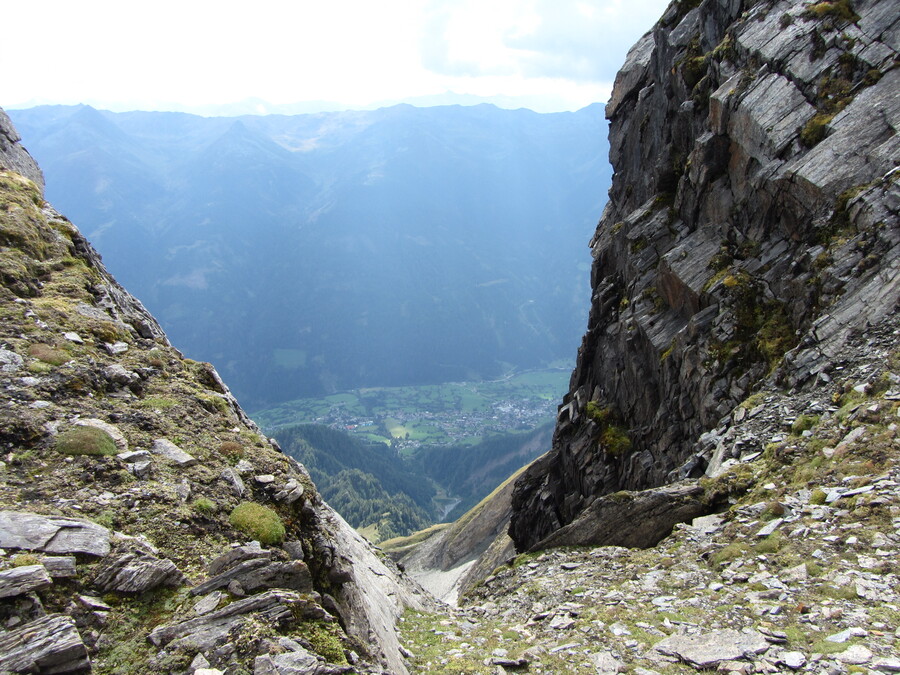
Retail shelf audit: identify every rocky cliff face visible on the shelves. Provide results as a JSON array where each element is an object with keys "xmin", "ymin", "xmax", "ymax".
[
  {"xmin": 0, "ymin": 111, "xmax": 431, "ymax": 674},
  {"xmin": 511, "ymin": 0, "xmax": 899, "ymax": 551}
]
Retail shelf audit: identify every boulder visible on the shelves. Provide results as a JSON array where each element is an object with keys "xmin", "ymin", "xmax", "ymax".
[
  {"xmin": 653, "ymin": 629, "xmax": 769, "ymax": 668},
  {"xmin": 530, "ymin": 481, "xmax": 713, "ymax": 551}
]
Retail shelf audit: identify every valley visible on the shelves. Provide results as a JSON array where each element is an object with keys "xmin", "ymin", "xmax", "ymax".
[{"xmin": 252, "ymin": 366, "xmax": 570, "ymax": 450}]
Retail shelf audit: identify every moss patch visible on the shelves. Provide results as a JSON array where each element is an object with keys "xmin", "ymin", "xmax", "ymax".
[{"xmin": 55, "ymin": 426, "xmax": 118, "ymax": 456}]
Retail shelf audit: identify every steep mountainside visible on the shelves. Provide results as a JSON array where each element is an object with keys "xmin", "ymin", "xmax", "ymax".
[
  {"xmin": 0, "ymin": 111, "xmax": 432, "ymax": 674},
  {"xmin": 510, "ymin": 0, "xmax": 899, "ymax": 551},
  {"xmin": 10, "ymin": 105, "xmax": 609, "ymax": 409}
]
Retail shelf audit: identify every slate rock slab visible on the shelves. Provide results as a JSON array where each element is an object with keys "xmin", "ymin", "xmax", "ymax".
[
  {"xmin": 0, "ymin": 564, "xmax": 52, "ymax": 599},
  {"xmin": 0, "ymin": 613, "xmax": 90, "ymax": 674},
  {"xmin": 653, "ymin": 629, "xmax": 769, "ymax": 668},
  {"xmin": 94, "ymin": 552, "xmax": 185, "ymax": 593},
  {"xmin": 151, "ymin": 438, "xmax": 197, "ymax": 467},
  {"xmin": 0, "ymin": 510, "xmax": 110, "ymax": 557}
]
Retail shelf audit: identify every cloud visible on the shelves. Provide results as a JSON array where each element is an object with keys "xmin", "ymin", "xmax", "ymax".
[{"xmin": 421, "ymin": 0, "xmax": 670, "ymax": 83}]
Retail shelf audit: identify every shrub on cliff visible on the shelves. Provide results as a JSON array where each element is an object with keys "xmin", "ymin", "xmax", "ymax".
[{"xmin": 229, "ymin": 502, "xmax": 285, "ymax": 544}]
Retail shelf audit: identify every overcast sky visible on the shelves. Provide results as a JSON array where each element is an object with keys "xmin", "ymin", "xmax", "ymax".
[{"xmin": 3, "ymin": 0, "xmax": 670, "ymax": 114}]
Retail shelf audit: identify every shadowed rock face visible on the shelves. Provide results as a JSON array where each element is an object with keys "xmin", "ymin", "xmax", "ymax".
[{"xmin": 510, "ymin": 0, "xmax": 900, "ymax": 552}]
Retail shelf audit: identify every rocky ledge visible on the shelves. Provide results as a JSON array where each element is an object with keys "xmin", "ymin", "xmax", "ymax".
[{"xmin": 401, "ymin": 319, "xmax": 900, "ymax": 672}]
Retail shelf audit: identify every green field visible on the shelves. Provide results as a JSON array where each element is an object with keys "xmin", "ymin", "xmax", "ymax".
[{"xmin": 251, "ymin": 367, "xmax": 571, "ymax": 447}]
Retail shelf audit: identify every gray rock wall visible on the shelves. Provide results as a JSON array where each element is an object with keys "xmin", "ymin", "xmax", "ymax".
[
  {"xmin": 511, "ymin": 0, "xmax": 899, "ymax": 551},
  {"xmin": 0, "ymin": 108, "xmax": 43, "ymax": 190}
]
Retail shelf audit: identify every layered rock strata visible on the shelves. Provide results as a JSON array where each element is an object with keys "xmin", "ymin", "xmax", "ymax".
[{"xmin": 511, "ymin": 0, "xmax": 899, "ymax": 550}]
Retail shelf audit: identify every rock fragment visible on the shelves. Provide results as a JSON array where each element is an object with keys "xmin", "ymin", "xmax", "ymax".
[
  {"xmin": 151, "ymin": 438, "xmax": 197, "ymax": 467},
  {"xmin": 0, "ymin": 614, "xmax": 90, "ymax": 674},
  {"xmin": 0, "ymin": 564, "xmax": 52, "ymax": 599},
  {"xmin": 94, "ymin": 552, "xmax": 184, "ymax": 593}
]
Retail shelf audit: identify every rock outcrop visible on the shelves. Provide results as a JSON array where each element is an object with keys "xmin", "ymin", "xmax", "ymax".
[
  {"xmin": 511, "ymin": 0, "xmax": 899, "ymax": 551},
  {"xmin": 0, "ymin": 112, "xmax": 432, "ymax": 673}
]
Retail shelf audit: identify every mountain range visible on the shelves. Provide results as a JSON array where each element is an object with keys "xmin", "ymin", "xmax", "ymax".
[{"xmin": 10, "ymin": 104, "xmax": 610, "ymax": 410}]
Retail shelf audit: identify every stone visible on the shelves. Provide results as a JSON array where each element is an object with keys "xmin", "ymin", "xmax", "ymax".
[
  {"xmin": 151, "ymin": 438, "xmax": 197, "ymax": 467},
  {"xmin": 0, "ymin": 510, "xmax": 110, "ymax": 557},
  {"xmin": 274, "ymin": 479, "xmax": 305, "ymax": 504},
  {"xmin": 0, "ymin": 614, "xmax": 90, "ymax": 674},
  {"xmin": 548, "ymin": 614, "xmax": 576, "ymax": 630},
  {"xmin": 63, "ymin": 332, "xmax": 84, "ymax": 344},
  {"xmin": 102, "ymin": 364, "xmax": 139, "ymax": 387},
  {"xmin": 826, "ymin": 629, "xmax": 853, "ymax": 643},
  {"xmin": 756, "ymin": 519, "xmax": 783, "ymax": 537},
  {"xmin": 528, "ymin": 481, "xmax": 711, "ymax": 551},
  {"xmin": 190, "ymin": 652, "xmax": 211, "ymax": 670},
  {"xmin": 149, "ymin": 590, "xmax": 326, "ymax": 650},
  {"xmin": 193, "ymin": 590, "xmax": 224, "ymax": 615},
  {"xmin": 207, "ymin": 542, "xmax": 271, "ymax": 576},
  {"xmin": 836, "ymin": 645, "xmax": 873, "ymax": 665},
  {"xmin": 220, "ymin": 467, "xmax": 246, "ymax": 498},
  {"xmin": 103, "ymin": 341, "xmax": 129, "ymax": 355},
  {"xmin": 94, "ymin": 552, "xmax": 185, "ymax": 593},
  {"xmin": 781, "ymin": 563, "xmax": 808, "ymax": 583},
  {"xmin": 129, "ymin": 460, "xmax": 152, "ymax": 479},
  {"xmin": 117, "ymin": 449, "xmax": 150, "ymax": 463},
  {"xmin": 591, "ymin": 650, "xmax": 626, "ymax": 673},
  {"xmin": 192, "ymin": 559, "xmax": 312, "ymax": 596},
  {"xmin": 653, "ymin": 629, "xmax": 769, "ymax": 668},
  {"xmin": 0, "ymin": 564, "xmax": 52, "ymax": 598},
  {"xmin": 872, "ymin": 657, "xmax": 900, "ymax": 672},
  {"xmin": 781, "ymin": 651, "xmax": 806, "ymax": 669},
  {"xmin": 42, "ymin": 556, "xmax": 77, "ymax": 578},
  {"xmin": 254, "ymin": 645, "xmax": 351, "ymax": 674},
  {"xmin": 0, "ymin": 348, "xmax": 25, "ymax": 372}
]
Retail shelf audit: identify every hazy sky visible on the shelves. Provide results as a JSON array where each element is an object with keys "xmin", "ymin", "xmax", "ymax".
[{"xmin": 3, "ymin": 0, "xmax": 670, "ymax": 114}]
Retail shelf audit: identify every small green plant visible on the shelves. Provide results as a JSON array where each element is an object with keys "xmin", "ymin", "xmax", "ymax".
[
  {"xmin": 809, "ymin": 488, "xmax": 827, "ymax": 505},
  {"xmin": 805, "ymin": 561, "xmax": 824, "ymax": 577},
  {"xmin": 710, "ymin": 542, "xmax": 749, "ymax": 566},
  {"xmin": 147, "ymin": 349, "xmax": 166, "ymax": 368},
  {"xmin": 800, "ymin": 112, "xmax": 835, "ymax": 147},
  {"xmin": 755, "ymin": 532, "xmax": 783, "ymax": 554},
  {"xmin": 55, "ymin": 426, "xmax": 118, "ymax": 456},
  {"xmin": 791, "ymin": 415, "xmax": 820, "ymax": 435},
  {"xmin": 193, "ymin": 497, "xmax": 216, "ymax": 515},
  {"xmin": 28, "ymin": 342, "xmax": 69, "ymax": 366},
  {"xmin": 229, "ymin": 502, "xmax": 285, "ymax": 544},
  {"xmin": 219, "ymin": 441, "xmax": 245, "ymax": 463},
  {"xmin": 137, "ymin": 396, "xmax": 178, "ymax": 410},
  {"xmin": 803, "ymin": 0, "xmax": 860, "ymax": 22}
]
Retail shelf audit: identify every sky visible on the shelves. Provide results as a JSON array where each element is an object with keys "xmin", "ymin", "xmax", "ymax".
[{"xmin": 3, "ymin": 0, "xmax": 671, "ymax": 115}]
